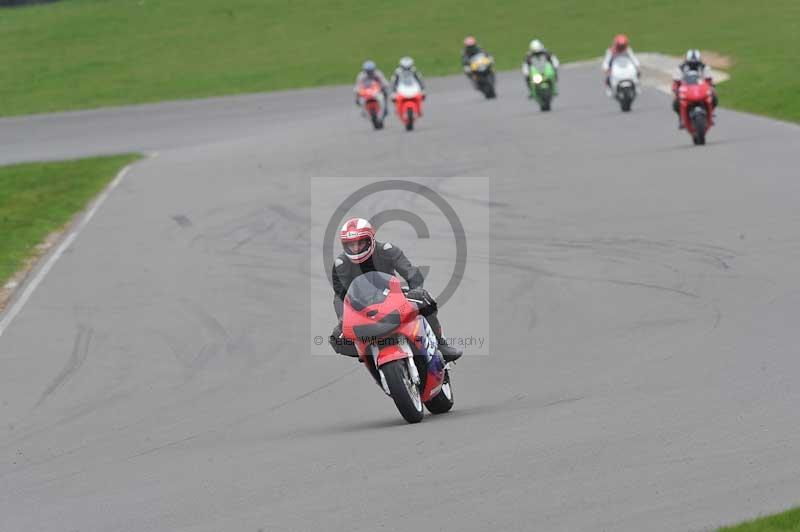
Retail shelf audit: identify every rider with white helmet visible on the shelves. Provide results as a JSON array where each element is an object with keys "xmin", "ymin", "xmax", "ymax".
[
  {"xmin": 390, "ymin": 56, "xmax": 426, "ymax": 96},
  {"xmin": 671, "ymin": 49, "xmax": 718, "ymax": 128},
  {"xmin": 522, "ymin": 39, "xmax": 560, "ymax": 93}
]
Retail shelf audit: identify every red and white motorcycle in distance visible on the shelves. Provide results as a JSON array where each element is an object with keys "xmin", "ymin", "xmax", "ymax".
[
  {"xmin": 393, "ymin": 72, "xmax": 424, "ymax": 131},
  {"xmin": 342, "ymin": 271, "xmax": 454, "ymax": 423},
  {"xmin": 356, "ymin": 79, "xmax": 386, "ymax": 130}
]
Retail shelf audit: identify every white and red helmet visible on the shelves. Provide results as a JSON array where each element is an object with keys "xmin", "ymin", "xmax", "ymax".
[{"xmin": 340, "ymin": 217, "xmax": 376, "ymax": 263}]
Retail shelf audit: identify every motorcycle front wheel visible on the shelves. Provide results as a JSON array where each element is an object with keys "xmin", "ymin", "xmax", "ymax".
[
  {"xmin": 382, "ymin": 359, "xmax": 424, "ymax": 423},
  {"xmin": 369, "ymin": 110, "xmax": 383, "ymax": 130},
  {"xmin": 692, "ymin": 113, "xmax": 707, "ymax": 145},
  {"xmin": 405, "ymin": 108, "xmax": 414, "ymax": 131}
]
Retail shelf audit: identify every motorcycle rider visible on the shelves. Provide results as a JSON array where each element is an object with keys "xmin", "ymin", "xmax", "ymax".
[
  {"xmin": 461, "ymin": 36, "xmax": 489, "ymax": 84},
  {"xmin": 329, "ymin": 217, "xmax": 463, "ymax": 363},
  {"xmin": 522, "ymin": 39, "xmax": 560, "ymax": 95},
  {"xmin": 602, "ymin": 34, "xmax": 640, "ymax": 94},
  {"xmin": 672, "ymin": 49, "xmax": 718, "ymax": 129},
  {"xmin": 390, "ymin": 56, "xmax": 426, "ymax": 97},
  {"xmin": 354, "ymin": 60, "xmax": 390, "ymax": 120}
]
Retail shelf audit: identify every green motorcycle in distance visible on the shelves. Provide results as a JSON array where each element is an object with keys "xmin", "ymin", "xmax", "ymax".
[{"xmin": 528, "ymin": 57, "xmax": 557, "ymax": 111}]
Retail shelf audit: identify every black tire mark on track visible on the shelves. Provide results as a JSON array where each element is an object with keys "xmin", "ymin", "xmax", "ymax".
[{"xmin": 35, "ymin": 325, "xmax": 93, "ymax": 408}]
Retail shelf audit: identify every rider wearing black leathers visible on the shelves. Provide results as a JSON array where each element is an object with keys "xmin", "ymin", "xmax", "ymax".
[
  {"xmin": 461, "ymin": 36, "xmax": 488, "ymax": 82},
  {"xmin": 672, "ymin": 49, "xmax": 718, "ymax": 128},
  {"xmin": 329, "ymin": 218, "xmax": 463, "ymax": 362}
]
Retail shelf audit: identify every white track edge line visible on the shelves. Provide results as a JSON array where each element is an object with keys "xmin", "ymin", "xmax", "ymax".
[{"xmin": 0, "ymin": 158, "xmax": 143, "ymax": 338}]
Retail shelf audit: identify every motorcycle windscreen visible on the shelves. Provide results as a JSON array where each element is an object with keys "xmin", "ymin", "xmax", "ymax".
[
  {"xmin": 469, "ymin": 53, "xmax": 489, "ymax": 71},
  {"xmin": 397, "ymin": 72, "xmax": 421, "ymax": 97},
  {"xmin": 345, "ymin": 271, "xmax": 394, "ymax": 311},
  {"xmin": 682, "ymin": 70, "xmax": 701, "ymax": 85},
  {"xmin": 613, "ymin": 56, "xmax": 632, "ymax": 69},
  {"xmin": 530, "ymin": 57, "xmax": 549, "ymax": 73}
]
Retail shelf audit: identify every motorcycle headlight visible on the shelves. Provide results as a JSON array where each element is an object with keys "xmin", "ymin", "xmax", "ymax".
[{"xmin": 532, "ymin": 74, "xmax": 543, "ymax": 84}]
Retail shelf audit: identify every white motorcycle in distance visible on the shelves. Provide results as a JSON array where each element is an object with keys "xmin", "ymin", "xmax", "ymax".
[{"xmin": 608, "ymin": 56, "xmax": 641, "ymax": 112}]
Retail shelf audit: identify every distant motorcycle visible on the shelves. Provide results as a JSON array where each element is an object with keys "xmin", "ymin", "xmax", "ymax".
[
  {"xmin": 357, "ymin": 80, "xmax": 386, "ymax": 130},
  {"xmin": 678, "ymin": 70, "xmax": 715, "ymax": 145},
  {"xmin": 528, "ymin": 57, "xmax": 556, "ymax": 111},
  {"xmin": 342, "ymin": 271, "xmax": 455, "ymax": 424},
  {"xmin": 608, "ymin": 56, "xmax": 640, "ymax": 112},
  {"xmin": 394, "ymin": 72, "xmax": 424, "ymax": 131},
  {"xmin": 468, "ymin": 52, "xmax": 496, "ymax": 99}
]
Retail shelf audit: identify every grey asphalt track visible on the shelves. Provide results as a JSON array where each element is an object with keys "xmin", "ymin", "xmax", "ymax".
[{"xmin": 2, "ymin": 66, "xmax": 800, "ymax": 532}]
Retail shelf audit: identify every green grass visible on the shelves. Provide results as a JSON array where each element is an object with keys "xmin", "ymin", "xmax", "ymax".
[
  {"xmin": 0, "ymin": 0, "xmax": 798, "ymax": 121},
  {"xmin": 719, "ymin": 507, "xmax": 800, "ymax": 531},
  {"xmin": 0, "ymin": 154, "xmax": 140, "ymax": 285}
]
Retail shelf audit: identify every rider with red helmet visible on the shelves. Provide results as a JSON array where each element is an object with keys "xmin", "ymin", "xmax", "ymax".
[
  {"xmin": 602, "ymin": 34, "xmax": 640, "ymax": 90},
  {"xmin": 461, "ymin": 36, "xmax": 488, "ymax": 77},
  {"xmin": 329, "ymin": 217, "xmax": 463, "ymax": 362}
]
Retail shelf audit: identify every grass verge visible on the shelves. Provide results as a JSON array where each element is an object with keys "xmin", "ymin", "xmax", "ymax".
[
  {"xmin": 0, "ymin": 0, "xmax": 797, "ymax": 121},
  {"xmin": 719, "ymin": 507, "xmax": 800, "ymax": 532},
  {"xmin": 0, "ymin": 154, "xmax": 141, "ymax": 289}
]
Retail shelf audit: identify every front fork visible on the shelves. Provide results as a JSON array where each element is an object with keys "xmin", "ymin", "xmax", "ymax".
[{"xmin": 369, "ymin": 341, "xmax": 420, "ymax": 396}]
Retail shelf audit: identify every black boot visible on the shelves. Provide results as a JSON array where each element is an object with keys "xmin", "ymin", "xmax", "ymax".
[
  {"xmin": 437, "ymin": 337, "xmax": 463, "ymax": 362},
  {"xmin": 420, "ymin": 306, "xmax": 463, "ymax": 362}
]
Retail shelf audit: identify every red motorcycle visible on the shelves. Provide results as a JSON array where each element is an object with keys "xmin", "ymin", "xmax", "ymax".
[
  {"xmin": 342, "ymin": 271, "xmax": 454, "ymax": 423},
  {"xmin": 357, "ymin": 80, "xmax": 386, "ymax": 130},
  {"xmin": 678, "ymin": 71, "xmax": 715, "ymax": 145},
  {"xmin": 393, "ymin": 73, "xmax": 424, "ymax": 131}
]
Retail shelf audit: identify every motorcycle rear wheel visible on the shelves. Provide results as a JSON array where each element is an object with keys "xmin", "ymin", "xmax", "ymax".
[
  {"xmin": 424, "ymin": 369, "xmax": 454, "ymax": 414},
  {"xmin": 382, "ymin": 359, "xmax": 424, "ymax": 423}
]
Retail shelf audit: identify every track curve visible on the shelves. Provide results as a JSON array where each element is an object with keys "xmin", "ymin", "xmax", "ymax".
[{"xmin": 2, "ymin": 66, "xmax": 800, "ymax": 532}]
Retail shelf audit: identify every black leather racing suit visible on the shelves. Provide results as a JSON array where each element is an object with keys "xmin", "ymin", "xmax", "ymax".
[{"xmin": 329, "ymin": 241, "xmax": 443, "ymax": 356}]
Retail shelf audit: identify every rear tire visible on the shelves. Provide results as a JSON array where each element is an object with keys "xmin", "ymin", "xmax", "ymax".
[
  {"xmin": 405, "ymin": 108, "xmax": 414, "ymax": 131},
  {"xmin": 621, "ymin": 97, "xmax": 632, "ymax": 112},
  {"xmin": 424, "ymin": 370, "xmax": 454, "ymax": 414},
  {"xmin": 382, "ymin": 360, "xmax": 424, "ymax": 423}
]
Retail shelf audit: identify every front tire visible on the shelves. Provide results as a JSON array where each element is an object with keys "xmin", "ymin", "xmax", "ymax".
[
  {"xmin": 692, "ymin": 113, "xmax": 707, "ymax": 145},
  {"xmin": 382, "ymin": 359, "xmax": 424, "ymax": 423},
  {"xmin": 537, "ymin": 86, "xmax": 552, "ymax": 111},
  {"xmin": 369, "ymin": 109, "xmax": 382, "ymax": 130},
  {"xmin": 424, "ymin": 370, "xmax": 454, "ymax": 414},
  {"xmin": 405, "ymin": 108, "xmax": 414, "ymax": 131}
]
